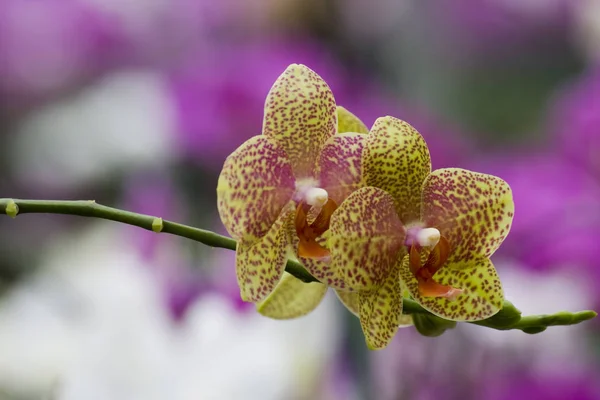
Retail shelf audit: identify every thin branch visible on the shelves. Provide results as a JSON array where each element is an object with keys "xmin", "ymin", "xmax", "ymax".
[
  {"xmin": 1, "ymin": 198, "xmax": 596, "ymax": 333},
  {"xmin": 0, "ymin": 198, "xmax": 315, "ymax": 283}
]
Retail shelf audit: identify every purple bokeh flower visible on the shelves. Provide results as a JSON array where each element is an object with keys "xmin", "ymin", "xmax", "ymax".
[
  {"xmin": 0, "ymin": 0, "xmax": 119, "ymax": 104},
  {"xmin": 167, "ymin": 39, "xmax": 343, "ymax": 170},
  {"xmin": 0, "ymin": 0, "xmax": 209, "ymax": 107},
  {"xmin": 371, "ymin": 313, "xmax": 600, "ymax": 400},
  {"xmin": 168, "ymin": 38, "xmax": 470, "ymax": 170},
  {"xmin": 470, "ymin": 69, "xmax": 600, "ymax": 284},
  {"xmin": 473, "ymin": 153, "xmax": 600, "ymax": 276},
  {"xmin": 480, "ymin": 369, "xmax": 600, "ymax": 400},
  {"xmin": 549, "ymin": 68, "xmax": 600, "ymax": 179}
]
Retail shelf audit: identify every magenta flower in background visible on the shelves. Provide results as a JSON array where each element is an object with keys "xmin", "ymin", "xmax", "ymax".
[
  {"xmin": 0, "ymin": 0, "xmax": 209, "ymax": 107},
  {"xmin": 471, "ymin": 152, "xmax": 600, "ymax": 307},
  {"xmin": 168, "ymin": 39, "xmax": 470, "ymax": 170},
  {"xmin": 481, "ymin": 369, "xmax": 600, "ymax": 400},
  {"xmin": 371, "ymin": 318, "xmax": 600, "ymax": 400},
  {"xmin": 168, "ymin": 40, "xmax": 343, "ymax": 170},
  {"xmin": 0, "ymin": 0, "xmax": 118, "ymax": 104},
  {"xmin": 460, "ymin": 68, "xmax": 600, "ymax": 307},
  {"xmin": 340, "ymin": 88, "xmax": 472, "ymax": 169},
  {"xmin": 549, "ymin": 68, "xmax": 600, "ymax": 179}
]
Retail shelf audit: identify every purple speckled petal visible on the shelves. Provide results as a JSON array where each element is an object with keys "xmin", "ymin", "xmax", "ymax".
[
  {"xmin": 363, "ymin": 116, "xmax": 432, "ymax": 224},
  {"xmin": 317, "ymin": 133, "xmax": 366, "ymax": 205},
  {"xmin": 217, "ymin": 135, "xmax": 295, "ymax": 241},
  {"xmin": 421, "ymin": 168, "xmax": 514, "ymax": 265},
  {"xmin": 262, "ymin": 64, "xmax": 338, "ymax": 179},
  {"xmin": 358, "ymin": 263, "xmax": 404, "ymax": 350},
  {"xmin": 329, "ymin": 187, "xmax": 405, "ymax": 291},
  {"xmin": 236, "ymin": 204, "xmax": 295, "ymax": 302},
  {"xmin": 400, "ymin": 254, "xmax": 503, "ymax": 321}
]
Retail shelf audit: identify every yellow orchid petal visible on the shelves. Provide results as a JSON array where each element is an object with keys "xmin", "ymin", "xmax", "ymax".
[
  {"xmin": 263, "ymin": 64, "xmax": 337, "ymax": 179},
  {"xmin": 236, "ymin": 204, "xmax": 295, "ymax": 302},
  {"xmin": 358, "ymin": 265, "xmax": 404, "ymax": 350},
  {"xmin": 421, "ymin": 168, "xmax": 514, "ymax": 264},
  {"xmin": 398, "ymin": 315, "xmax": 414, "ymax": 328},
  {"xmin": 337, "ymin": 106, "xmax": 369, "ymax": 134},
  {"xmin": 337, "ymin": 289, "xmax": 413, "ymax": 327},
  {"xmin": 317, "ymin": 133, "xmax": 366, "ymax": 204},
  {"xmin": 335, "ymin": 289, "xmax": 359, "ymax": 316},
  {"xmin": 363, "ymin": 116, "xmax": 431, "ymax": 223},
  {"xmin": 217, "ymin": 135, "xmax": 295, "ymax": 241},
  {"xmin": 399, "ymin": 255, "xmax": 503, "ymax": 321},
  {"xmin": 257, "ymin": 272, "xmax": 327, "ymax": 319},
  {"xmin": 298, "ymin": 255, "xmax": 350, "ymax": 288},
  {"xmin": 329, "ymin": 187, "xmax": 405, "ymax": 291}
]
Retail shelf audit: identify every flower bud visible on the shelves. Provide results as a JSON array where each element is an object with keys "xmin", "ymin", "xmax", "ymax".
[{"xmin": 412, "ymin": 313, "xmax": 457, "ymax": 337}]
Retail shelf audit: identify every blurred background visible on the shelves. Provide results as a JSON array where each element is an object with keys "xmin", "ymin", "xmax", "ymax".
[{"xmin": 1, "ymin": 0, "xmax": 599, "ymax": 399}]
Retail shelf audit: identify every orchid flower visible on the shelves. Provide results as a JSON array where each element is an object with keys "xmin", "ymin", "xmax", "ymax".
[
  {"xmin": 329, "ymin": 117, "xmax": 514, "ymax": 349},
  {"xmin": 217, "ymin": 64, "xmax": 369, "ymax": 303}
]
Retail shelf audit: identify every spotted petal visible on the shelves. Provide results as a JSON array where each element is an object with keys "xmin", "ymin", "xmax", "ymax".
[
  {"xmin": 236, "ymin": 204, "xmax": 295, "ymax": 302},
  {"xmin": 257, "ymin": 272, "xmax": 327, "ymax": 319},
  {"xmin": 398, "ymin": 315, "xmax": 414, "ymax": 328},
  {"xmin": 337, "ymin": 290, "xmax": 413, "ymax": 327},
  {"xmin": 399, "ymin": 255, "xmax": 503, "ymax": 321},
  {"xmin": 337, "ymin": 106, "xmax": 369, "ymax": 134},
  {"xmin": 329, "ymin": 187, "xmax": 405, "ymax": 291},
  {"xmin": 421, "ymin": 168, "xmax": 514, "ymax": 265},
  {"xmin": 317, "ymin": 133, "xmax": 366, "ymax": 204},
  {"xmin": 358, "ymin": 264, "xmax": 404, "ymax": 350},
  {"xmin": 217, "ymin": 135, "xmax": 295, "ymax": 241},
  {"xmin": 263, "ymin": 64, "xmax": 337, "ymax": 179},
  {"xmin": 363, "ymin": 116, "xmax": 431, "ymax": 223}
]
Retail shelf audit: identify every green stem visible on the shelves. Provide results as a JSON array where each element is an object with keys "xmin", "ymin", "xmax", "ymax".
[
  {"xmin": 0, "ymin": 198, "xmax": 596, "ymax": 333},
  {"xmin": 0, "ymin": 198, "xmax": 315, "ymax": 283}
]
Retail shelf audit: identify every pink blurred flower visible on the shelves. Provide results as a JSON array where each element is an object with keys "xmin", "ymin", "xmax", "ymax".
[
  {"xmin": 0, "ymin": 0, "xmax": 209, "ymax": 106},
  {"xmin": 549, "ymin": 68, "xmax": 600, "ymax": 179},
  {"xmin": 473, "ymin": 153, "xmax": 600, "ymax": 275},
  {"xmin": 168, "ymin": 40, "xmax": 343, "ymax": 170},
  {"xmin": 168, "ymin": 39, "xmax": 470, "ymax": 170},
  {"xmin": 482, "ymin": 369, "xmax": 600, "ymax": 400}
]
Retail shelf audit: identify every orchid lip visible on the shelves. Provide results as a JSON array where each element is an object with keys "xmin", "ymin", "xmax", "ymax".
[
  {"xmin": 305, "ymin": 187, "xmax": 328, "ymax": 207},
  {"xmin": 410, "ymin": 235, "xmax": 463, "ymax": 300},
  {"xmin": 294, "ymin": 178, "xmax": 320, "ymax": 202},
  {"xmin": 404, "ymin": 224, "xmax": 425, "ymax": 247},
  {"xmin": 416, "ymin": 227, "xmax": 440, "ymax": 248},
  {"xmin": 295, "ymin": 197, "xmax": 338, "ymax": 260}
]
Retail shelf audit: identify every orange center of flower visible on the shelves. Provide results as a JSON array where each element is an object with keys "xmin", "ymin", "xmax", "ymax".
[
  {"xmin": 409, "ymin": 235, "xmax": 463, "ymax": 300},
  {"xmin": 294, "ymin": 198, "xmax": 338, "ymax": 259}
]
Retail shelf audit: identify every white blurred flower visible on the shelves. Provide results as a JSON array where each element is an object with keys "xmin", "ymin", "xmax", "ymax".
[
  {"xmin": 574, "ymin": 0, "xmax": 600, "ymax": 63},
  {"xmin": 0, "ymin": 224, "xmax": 340, "ymax": 400},
  {"xmin": 78, "ymin": 0, "xmax": 208, "ymax": 58},
  {"xmin": 9, "ymin": 70, "xmax": 177, "ymax": 190}
]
